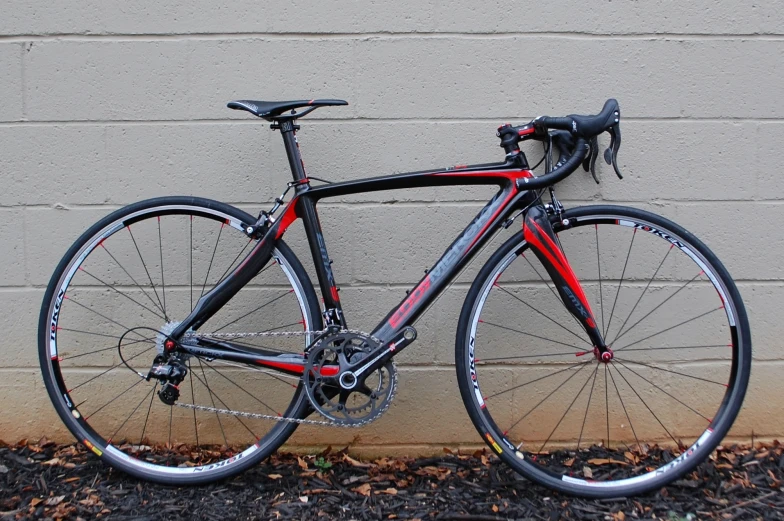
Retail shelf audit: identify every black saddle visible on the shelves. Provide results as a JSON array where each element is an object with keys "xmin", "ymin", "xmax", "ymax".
[{"xmin": 227, "ymin": 99, "xmax": 348, "ymax": 120}]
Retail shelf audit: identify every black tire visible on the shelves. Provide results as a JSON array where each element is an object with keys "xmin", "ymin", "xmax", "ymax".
[
  {"xmin": 455, "ymin": 205, "xmax": 751, "ymax": 497},
  {"xmin": 38, "ymin": 196, "xmax": 322, "ymax": 484}
]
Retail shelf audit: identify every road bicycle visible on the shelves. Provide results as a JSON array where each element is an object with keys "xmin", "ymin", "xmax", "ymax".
[{"xmin": 38, "ymin": 98, "xmax": 751, "ymax": 497}]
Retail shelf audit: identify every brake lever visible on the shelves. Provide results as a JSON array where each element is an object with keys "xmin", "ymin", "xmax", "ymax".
[
  {"xmin": 604, "ymin": 124, "xmax": 623, "ymax": 179},
  {"xmin": 583, "ymin": 136, "xmax": 599, "ymax": 183}
]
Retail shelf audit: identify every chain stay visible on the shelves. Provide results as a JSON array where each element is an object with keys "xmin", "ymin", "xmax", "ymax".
[{"xmin": 176, "ymin": 328, "xmax": 393, "ymax": 428}]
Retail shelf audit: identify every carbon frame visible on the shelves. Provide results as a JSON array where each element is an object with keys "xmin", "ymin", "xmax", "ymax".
[{"xmin": 169, "ymin": 118, "xmax": 582, "ymax": 378}]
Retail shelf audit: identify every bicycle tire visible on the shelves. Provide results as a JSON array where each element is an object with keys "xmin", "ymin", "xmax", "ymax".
[
  {"xmin": 39, "ymin": 196, "xmax": 322, "ymax": 485},
  {"xmin": 455, "ymin": 205, "xmax": 751, "ymax": 497}
]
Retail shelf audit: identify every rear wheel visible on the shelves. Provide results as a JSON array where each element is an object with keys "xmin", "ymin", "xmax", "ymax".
[
  {"xmin": 456, "ymin": 205, "xmax": 751, "ymax": 497},
  {"xmin": 39, "ymin": 197, "xmax": 322, "ymax": 484}
]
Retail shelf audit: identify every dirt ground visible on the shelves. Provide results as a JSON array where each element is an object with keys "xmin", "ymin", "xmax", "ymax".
[{"xmin": 1, "ymin": 439, "xmax": 782, "ymax": 520}]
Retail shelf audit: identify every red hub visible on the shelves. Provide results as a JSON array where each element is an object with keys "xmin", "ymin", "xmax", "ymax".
[
  {"xmin": 594, "ymin": 346, "xmax": 614, "ymax": 363},
  {"xmin": 164, "ymin": 339, "xmax": 176, "ymax": 352}
]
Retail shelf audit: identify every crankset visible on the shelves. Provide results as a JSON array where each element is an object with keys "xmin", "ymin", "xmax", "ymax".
[{"xmin": 303, "ymin": 331, "xmax": 397, "ymax": 426}]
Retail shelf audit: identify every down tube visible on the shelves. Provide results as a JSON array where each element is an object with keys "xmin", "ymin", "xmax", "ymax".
[{"xmin": 371, "ymin": 183, "xmax": 525, "ymax": 343}]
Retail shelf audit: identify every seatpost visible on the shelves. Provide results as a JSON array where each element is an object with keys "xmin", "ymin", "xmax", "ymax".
[{"xmin": 276, "ymin": 119, "xmax": 308, "ymax": 182}]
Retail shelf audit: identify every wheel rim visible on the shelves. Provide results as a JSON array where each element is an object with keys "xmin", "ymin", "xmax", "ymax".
[
  {"xmin": 43, "ymin": 204, "xmax": 314, "ymax": 476},
  {"xmin": 466, "ymin": 210, "xmax": 745, "ymax": 491}
]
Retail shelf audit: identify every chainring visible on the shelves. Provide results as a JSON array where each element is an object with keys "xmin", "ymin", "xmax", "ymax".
[{"xmin": 303, "ymin": 332, "xmax": 396, "ymax": 426}]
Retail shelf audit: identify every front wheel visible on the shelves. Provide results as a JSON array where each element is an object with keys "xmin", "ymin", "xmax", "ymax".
[
  {"xmin": 38, "ymin": 196, "xmax": 322, "ymax": 484},
  {"xmin": 456, "ymin": 205, "xmax": 751, "ymax": 497}
]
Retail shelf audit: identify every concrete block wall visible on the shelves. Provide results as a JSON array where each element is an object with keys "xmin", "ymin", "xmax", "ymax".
[{"xmin": 1, "ymin": 1, "xmax": 783, "ymax": 453}]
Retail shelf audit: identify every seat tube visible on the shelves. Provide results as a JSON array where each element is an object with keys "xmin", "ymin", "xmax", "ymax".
[{"xmin": 279, "ymin": 120, "xmax": 308, "ymax": 182}]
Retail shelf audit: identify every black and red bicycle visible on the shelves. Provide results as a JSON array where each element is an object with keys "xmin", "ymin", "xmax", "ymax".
[{"xmin": 38, "ymin": 98, "xmax": 750, "ymax": 497}]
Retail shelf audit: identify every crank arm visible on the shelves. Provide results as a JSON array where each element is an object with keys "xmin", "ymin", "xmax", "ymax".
[
  {"xmin": 523, "ymin": 206, "xmax": 606, "ymax": 348},
  {"xmin": 349, "ymin": 327, "xmax": 417, "ymax": 382}
]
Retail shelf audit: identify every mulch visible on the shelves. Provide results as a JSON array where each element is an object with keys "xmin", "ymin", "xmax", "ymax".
[{"xmin": 1, "ymin": 438, "xmax": 782, "ymax": 520}]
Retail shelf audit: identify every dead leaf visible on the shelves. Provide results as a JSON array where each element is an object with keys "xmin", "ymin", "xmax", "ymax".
[
  {"xmin": 624, "ymin": 451, "xmax": 639, "ymax": 464},
  {"xmin": 42, "ymin": 458, "xmax": 61, "ymax": 466},
  {"xmin": 353, "ymin": 483, "xmax": 371, "ymax": 497},
  {"xmin": 30, "ymin": 498, "xmax": 43, "ymax": 507},
  {"xmin": 375, "ymin": 488, "xmax": 397, "ymax": 495},
  {"xmin": 267, "ymin": 474, "xmax": 283, "ymax": 480},
  {"xmin": 443, "ymin": 447, "xmax": 453, "ymax": 454},
  {"xmin": 583, "ymin": 466, "xmax": 593, "ymax": 479},
  {"xmin": 492, "ymin": 504, "xmax": 499, "ymax": 513},
  {"xmin": 64, "ymin": 477, "xmax": 80, "ymax": 484},
  {"xmin": 297, "ymin": 457, "xmax": 308, "ymax": 470},
  {"xmin": 45, "ymin": 496, "xmax": 65, "ymax": 506},
  {"xmin": 587, "ymin": 458, "xmax": 628, "ymax": 466},
  {"xmin": 343, "ymin": 454, "xmax": 372, "ymax": 468},
  {"xmin": 298, "ymin": 496, "xmax": 308, "ymax": 503},
  {"xmin": 563, "ymin": 457, "xmax": 575, "ymax": 467},
  {"xmin": 613, "ymin": 511, "xmax": 626, "ymax": 521}
]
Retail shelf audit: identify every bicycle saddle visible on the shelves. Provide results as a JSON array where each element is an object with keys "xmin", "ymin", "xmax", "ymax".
[{"xmin": 227, "ymin": 99, "xmax": 348, "ymax": 120}]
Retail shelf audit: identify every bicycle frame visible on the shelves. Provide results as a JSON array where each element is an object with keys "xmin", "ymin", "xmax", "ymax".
[{"xmin": 170, "ymin": 118, "xmax": 604, "ymax": 377}]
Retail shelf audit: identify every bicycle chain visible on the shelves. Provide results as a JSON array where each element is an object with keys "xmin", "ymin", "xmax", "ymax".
[{"xmin": 175, "ymin": 328, "xmax": 394, "ymax": 428}]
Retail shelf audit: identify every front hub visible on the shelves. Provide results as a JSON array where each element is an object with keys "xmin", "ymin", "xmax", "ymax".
[{"xmin": 593, "ymin": 346, "xmax": 614, "ymax": 363}]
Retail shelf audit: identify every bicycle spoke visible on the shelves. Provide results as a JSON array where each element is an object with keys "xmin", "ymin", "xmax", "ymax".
[
  {"xmin": 84, "ymin": 378, "xmax": 146, "ymax": 420},
  {"xmin": 77, "ymin": 267, "xmax": 165, "ymax": 320},
  {"xmin": 101, "ymin": 244, "xmax": 167, "ymax": 317},
  {"xmin": 63, "ymin": 336, "xmax": 153, "ymax": 361},
  {"xmin": 619, "ymin": 344, "xmax": 728, "ymax": 353},
  {"xmin": 208, "ymin": 358, "xmax": 300, "ymax": 387},
  {"xmin": 168, "ymin": 405, "xmax": 173, "ymax": 447},
  {"xmin": 198, "ymin": 359, "xmax": 229, "ymax": 449},
  {"xmin": 607, "ymin": 364, "xmax": 640, "ymax": 451},
  {"xmin": 109, "ymin": 384, "xmax": 157, "ymax": 444},
  {"xmin": 494, "ymin": 284, "xmax": 591, "ymax": 346},
  {"xmin": 506, "ymin": 361, "xmax": 591, "ymax": 435},
  {"xmin": 138, "ymin": 381, "xmax": 159, "ymax": 445},
  {"xmin": 69, "ymin": 346, "xmax": 154, "ymax": 392},
  {"xmin": 605, "ymin": 364, "xmax": 610, "ymax": 448},
  {"xmin": 215, "ymin": 239, "xmax": 254, "ymax": 287},
  {"xmin": 613, "ymin": 358, "xmax": 712, "ymax": 421},
  {"xmin": 609, "ymin": 362, "xmax": 680, "ymax": 448},
  {"xmin": 202, "ymin": 360, "xmax": 281, "ymax": 416},
  {"xmin": 190, "ymin": 215, "xmax": 193, "ymax": 310},
  {"xmin": 157, "ymin": 217, "xmax": 167, "ymax": 317},
  {"xmin": 212, "ymin": 290, "xmax": 293, "ymax": 333},
  {"xmin": 613, "ymin": 357, "xmax": 727, "ymax": 387},
  {"xmin": 57, "ymin": 328, "xmax": 121, "ymax": 340},
  {"xmin": 610, "ymin": 270, "xmax": 704, "ymax": 346},
  {"xmin": 486, "ymin": 360, "xmax": 591, "ymax": 400},
  {"xmin": 537, "ymin": 362, "xmax": 598, "ymax": 453},
  {"xmin": 187, "ymin": 359, "xmax": 200, "ymax": 446},
  {"xmin": 200, "ymin": 222, "xmax": 225, "ymax": 299},
  {"xmin": 577, "ymin": 363, "xmax": 601, "ymax": 449},
  {"xmin": 613, "ymin": 306, "xmax": 723, "ymax": 352},
  {"xmin": 604, "ymin": 228, "xmax": 635, "ymax": 338},
  {"xmin": 127, "ymin": 226, "xmax": 168, "ymax": 322},
  {"xmin": 610, "ymin": 245, "xmax": 673, "ymax": 345},
  {"xmin": 479, "ymin": 350, "xmax": 589, "ymax": 362},
  {"xmin": 64, "ymin": 297, "xmax": 149, "ymax": 341},
  {"xmin": 595, "ymin": 224, "xmax": 605, "ymax": 334},
  {"xmin": 258, "ymin": 321, "xmax": 303, "ymax": 333},
  {"xmin": 479, "ymin": 320, "xmax": 586, "ymax": 352},
  {"xmin": 520, "ymin": 252, "xmax": 586, "ymax": 334},
  {"xmin": 188, "ymin": 368, "xmax": 260, "ymax": 440}
]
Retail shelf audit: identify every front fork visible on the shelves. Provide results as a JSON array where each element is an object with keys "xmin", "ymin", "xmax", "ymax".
[{"xmin": 523, "ymin": 205, "xmax": 612, "ymax": 362}]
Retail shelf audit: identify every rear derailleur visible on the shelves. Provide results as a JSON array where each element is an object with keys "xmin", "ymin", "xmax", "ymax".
[{"xmin": 146, "ymin": 355, "xmax": 188, "ymax": 405}]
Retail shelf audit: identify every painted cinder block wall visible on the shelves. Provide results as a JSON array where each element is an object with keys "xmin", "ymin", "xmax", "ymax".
[{"xmin": 1, "ymin": 2, "xmax": 783, "ymax": 452}]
